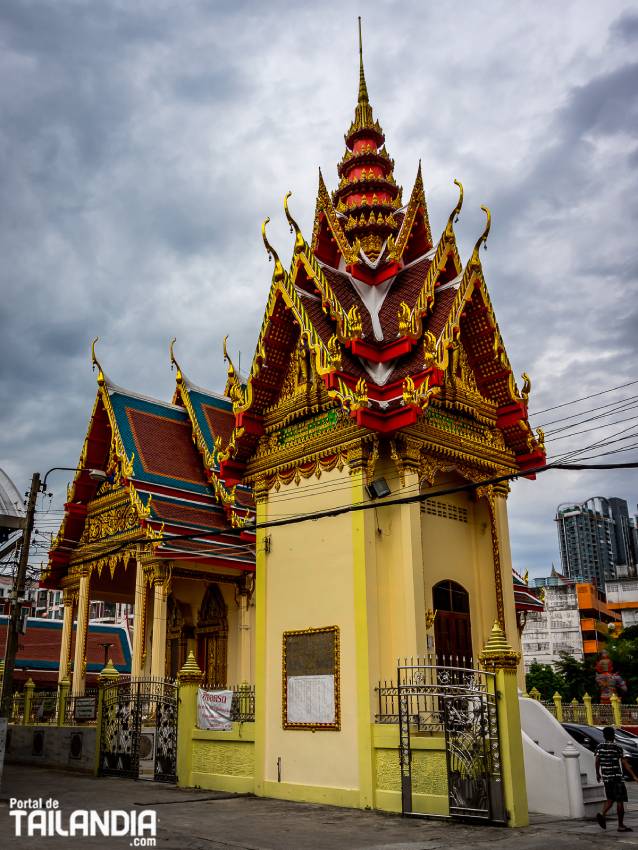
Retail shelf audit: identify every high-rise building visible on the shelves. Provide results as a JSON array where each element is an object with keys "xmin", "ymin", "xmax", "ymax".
[
  {"xmin": 521, "ymin": 570, "xmax": 621, "ymax": 671},
  {"xmin": 556, "ymin": 496, "xmax": 636, "ymax": 585}
]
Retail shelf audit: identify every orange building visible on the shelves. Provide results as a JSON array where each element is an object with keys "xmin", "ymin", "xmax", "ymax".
[{"xmin": 576, "ymin": 582, "xmax": 621, "ymax": 655}]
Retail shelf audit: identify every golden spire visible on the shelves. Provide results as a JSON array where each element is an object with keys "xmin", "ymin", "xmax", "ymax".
[
  {"xmin": 358, "ymin": 17, "xmax": 369, "ymax": 105},
  {"xmin": 349, "ymin": 17, "xmax": 375, "ymax": 137}
]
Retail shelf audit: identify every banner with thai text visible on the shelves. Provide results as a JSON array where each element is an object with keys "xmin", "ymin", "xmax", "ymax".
[{"xmin": 197, "ymin": 689, "xmax": 233, "ymax": 731}]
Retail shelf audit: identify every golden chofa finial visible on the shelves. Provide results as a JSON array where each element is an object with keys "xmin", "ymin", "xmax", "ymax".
[
  {"xmin": 358, "ymin": 16, "xmax": 369, "ymax": 104},
  {"xmin": 169, "ymin": 337, "xmax": 183, "ymax": 383},
  {"xmin": 261, "ymin": 217, "xmax": 285, "ymax": 282},
  {"xmin": 284, "ymin": 191, "xmax": 305, "ymax": 255},
  {"xmin": 445, "ymin": 179, "xmax": 464, "ymax": 236},
  {"xmin": 471, "ymin": 205, "xmax": 492, "ymax": 266},
  {"xmin": 91, "ymin": 337, "xmax": 105, "ymax": 387}
]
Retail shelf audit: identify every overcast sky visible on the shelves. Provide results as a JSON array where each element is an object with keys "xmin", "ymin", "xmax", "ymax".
[{"xmin": 1, "ymin": 0, "xmax": 637, "ymax": 578}]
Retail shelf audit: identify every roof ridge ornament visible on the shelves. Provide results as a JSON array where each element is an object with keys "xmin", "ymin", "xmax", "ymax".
[
  {"xmin": 169, "ymin": 337, "xmax": 183, "ymax": 384},
  {"xmin": 445, "ymin": 179, "xmax": 464, "ymax": 237},
  {"xmin": 283, "ymin": 191, "xmax": 305, "ymax": 255},
  {"xmin": 471, "ymin": 205, "xmax": 491, "ymax": 266},
  {"xmin": 91, "ymin": 337, "xmax": 105, "ymax": 387},
  {"xmin": 261, "ymin": 217, "xmax": 286, "ymax": 282}
]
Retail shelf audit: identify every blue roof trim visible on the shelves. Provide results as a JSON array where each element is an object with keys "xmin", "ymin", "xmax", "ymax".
[
  {"xmin": 187, "ymin": 389, "xmax": 232, "ymax": 462},
  {"xmin": 0, "ymin": 616, "xmax": 132, "ymax": 671},
  {"xmin": 109, "ymin": 391, "xmax": 213, "ymax": 496}
]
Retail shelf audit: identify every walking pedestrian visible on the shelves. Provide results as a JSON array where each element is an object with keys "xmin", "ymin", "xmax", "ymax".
[{"xmin": 595, "ymin": 726, "xmax": 638, "ymax": 832}]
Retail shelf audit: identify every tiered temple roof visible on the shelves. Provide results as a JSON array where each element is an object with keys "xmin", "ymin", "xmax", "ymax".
[
  {"xmin": 217, "ymin": 26, "xmax": 545, "ymax": 485},
  {"xmin": 44, "ymin": 343, "xmax": 254, "ymax": 587}
]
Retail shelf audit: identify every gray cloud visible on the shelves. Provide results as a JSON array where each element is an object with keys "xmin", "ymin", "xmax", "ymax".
[{"xmin": 1, "ymin": 0, "xmax": 637, "ymax": 578}]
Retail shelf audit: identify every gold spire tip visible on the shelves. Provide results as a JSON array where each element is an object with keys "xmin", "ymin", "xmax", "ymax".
[{"xmin": 357, "ymin": 17, "xmax": 368, "ymax": 104}]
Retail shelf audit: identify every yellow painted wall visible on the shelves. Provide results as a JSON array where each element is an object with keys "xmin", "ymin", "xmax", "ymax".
[
  {"xmin": 372, "ymin": 725, "xmax": 448, "ymax": 815},
  {"xmin": 259, "ymin": 466, "xmax": 363, "ymax": 797},
  {"xmin": 190, "ymin": 724, "xmax": 255, "ymax": 794},
  {"xmin": 367, "ymin": 460, "xmax": 426, "ymax": 684}
]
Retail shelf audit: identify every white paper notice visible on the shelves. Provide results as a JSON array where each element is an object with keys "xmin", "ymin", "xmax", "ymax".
[{"xmin": 287, "ymin": 674, "xmax": 335, "ymax": 724}]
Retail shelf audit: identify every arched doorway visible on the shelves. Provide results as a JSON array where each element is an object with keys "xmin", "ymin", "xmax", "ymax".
[
  {"xmin": 196, "ymin": 584, "xmax": 228, "ymax": 686},
  {"xmin": 432, "ymin": 579, "xmax": 473, "ymax": 663}
]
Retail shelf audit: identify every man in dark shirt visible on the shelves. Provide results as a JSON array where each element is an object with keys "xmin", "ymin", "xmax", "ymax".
[{"xmin": 595, "ymin": 726, "xmax": 638, "ymax": 831}]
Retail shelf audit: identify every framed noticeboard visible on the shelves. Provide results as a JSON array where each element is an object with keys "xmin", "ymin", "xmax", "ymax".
[
  {"xmin": 73, "ymin": 696, "xmax": 97, "ymax": 722},
  {"xmin": 282, "ymin": 626, "xmax": 340, "ymax": 730}
]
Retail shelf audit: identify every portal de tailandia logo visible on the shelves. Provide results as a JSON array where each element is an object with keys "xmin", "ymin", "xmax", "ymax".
[{"xmin": 9, "ymin": 797, "xmax": 157, "ymax": 845}]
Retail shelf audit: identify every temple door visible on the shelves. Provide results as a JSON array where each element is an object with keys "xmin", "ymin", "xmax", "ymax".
[
  {"xmin": 196, "ymin": 584, "xmax": 228, "ymax": 687},
  {"xmin": 432, "ymin": 579, "xmax": 473, "ymax": 663},
  {"xmin": 166, "ymin": 596, "xmax": 189, "ymax": 679}
]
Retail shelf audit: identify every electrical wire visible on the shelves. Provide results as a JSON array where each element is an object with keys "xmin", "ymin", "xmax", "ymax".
[{"xmin": 529, "ymin": 378, "xmax": 638, "ymax": 417}]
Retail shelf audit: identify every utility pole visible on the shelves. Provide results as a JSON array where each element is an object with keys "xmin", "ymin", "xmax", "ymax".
[{"xmin": 1, "ymin": 472, "xmax": 40, "ymax": 717}]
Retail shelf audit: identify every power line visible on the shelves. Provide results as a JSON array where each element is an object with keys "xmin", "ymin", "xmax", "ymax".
[{"xmin": 529, "ymin": 378, "xmax": 638, "ymax": 416}]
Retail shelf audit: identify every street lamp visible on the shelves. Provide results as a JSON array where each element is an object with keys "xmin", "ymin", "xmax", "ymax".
[
  {"xmin": 41, "ymin": 466, "xmax": 107, "ymax": 495},
  {"xmin": 0, "ymin": 465, "xmax": 108, "ymax": 717},
  {"xmin": 99, "ymin": 642, "xmax": 114, "ymax": 668}
]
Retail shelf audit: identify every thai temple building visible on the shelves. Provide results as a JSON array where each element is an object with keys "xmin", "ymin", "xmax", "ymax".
[
  {"xmin": 46, "ymin": 23, "xmax": 545, "ymax": 822},
  {"xmin": 43, "ymin": 350, "xmax": 256, "ymax": 696}
]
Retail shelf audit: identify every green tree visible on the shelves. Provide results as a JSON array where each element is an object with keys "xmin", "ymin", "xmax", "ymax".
[
  {"xmin": 525, "ymin": 662, "xmax": 567, "ymax": 701},
  {"xmin": 554, "ymin": 653, "xmax": 597, "ymax": 702},
  {"xmin": 606, "ymin": 624, "xmax": 638, "ymax": 703}
]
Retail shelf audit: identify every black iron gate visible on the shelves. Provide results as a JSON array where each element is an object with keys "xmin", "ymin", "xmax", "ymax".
[
  {"xmin": 99, "ymin": 677, "xmax": 178, "ymax": 783},
  {"xmin": 398, "ymin": 661, "xmax": 506, "ymax": 824}
]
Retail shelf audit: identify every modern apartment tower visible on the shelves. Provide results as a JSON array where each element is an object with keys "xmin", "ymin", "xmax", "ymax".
[{"xmin": 556, "ymin": 496, "xmax": 637, "ymax": 585}]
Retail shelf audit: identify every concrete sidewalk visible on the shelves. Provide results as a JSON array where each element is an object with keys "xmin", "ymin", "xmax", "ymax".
[{"xmin": 1, "ymin": 765, "xmax": 637, "ymax": 849}]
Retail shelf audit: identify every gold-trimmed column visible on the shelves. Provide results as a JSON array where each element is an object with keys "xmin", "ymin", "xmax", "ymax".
[
  {"xmin": 149, "ymin": 562, "xmax": 170, "ymax": 680},
  {"xmin": 72, "ymin": 572, "xmax": 90, "ymax": 697},
  {"xmin": 131, "ymin": 551, "xmax": 148, "ymax": 678},
  {"xmin": 58, "ymin": 591, "xmax": 75, "ymax": 683},
  {"xmin": 480, "ymin": 622, "xmax": 528, "ymax": 827}
]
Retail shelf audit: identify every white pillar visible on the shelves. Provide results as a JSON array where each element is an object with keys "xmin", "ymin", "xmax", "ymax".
[
  {"xmin": 72, "ymin": 573, "xmax": 90, "ymax": 696},
  {"xmin": 563, "ymin": 743, "xmax": 585, "ymax": 818},
  {"xmin": 58, "ymin": 593, "xmax": 75, "ymax": 683}
]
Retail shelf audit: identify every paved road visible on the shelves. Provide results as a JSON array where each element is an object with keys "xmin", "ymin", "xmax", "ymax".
[{"xmin": 1, "ymin": 765, "xmax": 638, "ymax": 849}]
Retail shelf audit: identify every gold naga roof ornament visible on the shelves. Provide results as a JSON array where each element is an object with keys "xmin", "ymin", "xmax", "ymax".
[
  {"xmin": 261, "ymin": 217, "xmax": 286, "ymax": 283},
  {"xmin": 470, "ymin": 205, "xmax": 492, "ymax": 267},
  {"xmin": 222, "ymin": 335, "xmax": 247, "ymax": 410},
  {"xmin": 444, "ymin": 179, "xmax": 464, "ymax": 238},
  {"xmin": 91, "ymin": 336, "xmax": 105, "ymax": 387},
  {"xmin": 283, "ymin": 191, "xmax": 305, "ymax": 256},
  {"xmin": 169, "ymin": 336, "xmax": 183, "ymax": 384}
]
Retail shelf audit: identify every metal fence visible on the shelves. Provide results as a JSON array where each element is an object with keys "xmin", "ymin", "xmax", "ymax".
[
  {"xmin": 62, "ymin": 689, "xmax": 99, "ymax": 725},
  {"xmin": 29, "ymin": 690, "xmax": 59, "ymax": 724},
  {"xmin": 375, "ymin": 653, "xmax": 476, "ymax": 728},
  {"xmin": 10, "ymin": 693, "xmax": 25, "ymax": 723},
  {"xmin": 534, "ymin": 695, "xmax": 633, "ymax": 727},
  {"xmin": 200, "ymin": 684, "xmax": 255, "ymax": 722}
]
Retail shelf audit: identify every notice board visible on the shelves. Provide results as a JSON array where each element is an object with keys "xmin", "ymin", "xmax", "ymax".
[{"xmin": 282, "ymin": 626, "xmax": 340, "ymax": 730}]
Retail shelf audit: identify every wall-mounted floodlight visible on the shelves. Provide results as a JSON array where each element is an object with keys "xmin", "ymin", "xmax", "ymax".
[{"xmin": 366, "ymin": 478, "xmax": 390, "ymax": 500}]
